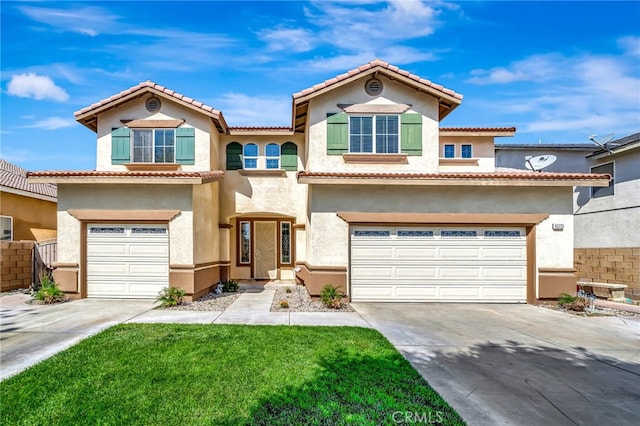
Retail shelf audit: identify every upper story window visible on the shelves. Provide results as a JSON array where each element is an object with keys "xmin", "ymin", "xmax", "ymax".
[
  {"xmin": 461, "ymin": 144, "xmax": 473, "ymax": 159},
  {"xmin": 591, "ymin": 162, "xmax": 614, "ymax": 198},
  {"xmin": 349, "ymin": 115, "xmax": 399, "ymax": 154},
  {"xmin": 132, "ymin": 129, "xmax": 175, "ymax": 163},
  {"xmin": 226, "ymin": 142, "xmax": 298, "ymax": 171},
  {"xmin": 444, "ymin": 144, "xmax": 455, "ymax": 158},
  {"xmin": 243, "ymin": 143, "xmax": 259, "ymax": 169},
  {"xmin": 266, "ymin": 143, "xmax": 280, "ymax": 169}
]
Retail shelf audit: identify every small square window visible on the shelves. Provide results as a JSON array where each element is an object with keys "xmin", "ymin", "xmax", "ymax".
[
  {"xmin": 591, "ymin": 162, "xmax": 614, "ymax": 198},
  {"xmin": 461, "ymin": 144, "xmax": 472, "ymax": 158},
  {"xmin": 444, "ymin": 144, "xmax": 455, "ymax": 158}
]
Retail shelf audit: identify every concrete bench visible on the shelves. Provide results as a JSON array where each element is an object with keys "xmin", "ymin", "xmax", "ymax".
[{"xmin": 578, "ymin": 281, "xmax": 628, "ymax": 302}]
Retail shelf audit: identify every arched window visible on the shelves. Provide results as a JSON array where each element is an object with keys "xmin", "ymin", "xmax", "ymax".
[
  {"xmin": 243, "ymin": 143, "xmax": 258, "ymax": 169},
  {"xmin": 281, "ymin": 142, "xmax": 298, "ymax": 171},
  {"xmin": 226, "ymin": 142, "xmax": 242, "ymax": 170},
  {"xmin": 266, "ymin": 143, "xmax": 280, "ymax": 169}
]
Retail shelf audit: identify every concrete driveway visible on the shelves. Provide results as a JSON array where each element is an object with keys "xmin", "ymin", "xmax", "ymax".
[
  {"xmin": 0, "ymin": 294, "xmax": 154, "ymax": 381},
  {"xmin": 353, "ymin": 303, "xmax": 640, "ymax": 426}
]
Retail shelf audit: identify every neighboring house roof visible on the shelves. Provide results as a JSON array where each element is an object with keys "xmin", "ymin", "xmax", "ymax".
[
  {"xmin": 27, "ymin": 170, "xmax": 224, "ymax": 185},
  {"xmin": 495, "ymin": 143, "xmax": 596, "ymax": 151},
  {"xmin": 0, "ymin": 159, "xmax": 57, "ymax": 201},
  {"xmin": 587, "ymin": 132, "xmax": 640, "ymax": 158},
  {"xmin": 441, "ymin": 127, "xmax": 516, "ymax": 136},
  {"xmin": 297, "ymin": 170, "xmax": 610, "ymax": 187},
  {"xmin": 74, "ymin": 81, "xmax": 228, "ymax": 133},
  {"xmin": 292, "ymin": 59, "xmax": 464, "ymax": 133}
]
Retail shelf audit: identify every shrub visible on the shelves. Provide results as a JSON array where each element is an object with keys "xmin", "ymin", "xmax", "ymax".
[
  {"xmin": 222, "ymin": 279, "xmax": 239, "ymax": 293},
  {"xmin": 157, "ymin": 287, "xmax": 186, "ymax": 308},
  {"xmin": 285, "ymin": 287, "xmax": 292, "ymax": 294},
  {"xmin": 279, "ymin": 300, "xmax": 289, "ymax": 309},
  {"xmin": 33, "ymin": 275, "xmax": 66, "ymax": 304},
  {"xmin": 320, "ymin": 284, "xmax": 344, "ymax": 309},
  {"xmin": 558, "ymin": 293, "xmax": 588, "ymax": 312}
]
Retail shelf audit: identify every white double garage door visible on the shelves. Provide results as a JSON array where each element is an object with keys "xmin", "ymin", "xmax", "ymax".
[
  {"xmin": 350, "ymin": 226, "xmax": 527, "ymax": 302},
  {"xmin": 86, "ymin": 224, "xmax": 169, "ymax": 298}
]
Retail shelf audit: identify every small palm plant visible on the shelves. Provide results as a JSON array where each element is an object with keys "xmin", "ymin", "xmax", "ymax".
[
  {"xmin": 320, "ymin": 284, "xmax": 344, "ymax": 309},
  {"xmin": 156, "ymin": 287, "xmax": 186, "ymax": 307},
  {"xmin": 33, "ymin": 275, "xmax": 66, "ymax": 304}
]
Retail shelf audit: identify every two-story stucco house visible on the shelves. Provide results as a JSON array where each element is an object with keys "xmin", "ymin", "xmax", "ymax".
[{"xmin": 29, "ymin": 59, "xmax": 610, "ymax": 303}]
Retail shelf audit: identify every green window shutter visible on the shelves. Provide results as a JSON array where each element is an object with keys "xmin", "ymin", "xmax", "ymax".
[
  {"xmin": 400, "ymin": 113, "xmax": 422, "ymax": 156},
  {"xmin": 327, "ymin": 112, "xmax": 348, "ymax": 155},
  {"xmin": 111, "ymin": 127, "xmax": 130, "ymax": 164},
  {"xmin": 176, "ymin": 127, "xmax": 195, "ymax": 165},
  {"xmin": 226, "ymin": 142, "xmax": 243, "ymax": 170},
  {"xmin": 281, "ymin": 142, "xmax": 298, "ymax": 171}
]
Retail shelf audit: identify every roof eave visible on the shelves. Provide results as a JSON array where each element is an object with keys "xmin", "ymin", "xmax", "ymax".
[
  {"xmin": 297, "ymin": 175, "xmax": 609, "ymax": 187},
  {"xmin": 586, "ymin": 140, "xmax": 640, "ymax": 159}
]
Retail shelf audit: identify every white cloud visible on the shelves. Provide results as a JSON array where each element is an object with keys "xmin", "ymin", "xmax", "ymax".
[
  {"xmin": 214, "ymin": 93, "xmax": 291, "ymax": 126},
  {"xmin": 18, "ymin": 5, "xmax": 119, "ymax": 36},
  {"xmin": 259, "ymin": 28, "xmax": 316, "ymax": 52},
  {"xmin": 618, "ymin": 36, "xmax": 640, "ymax": 57},
  {"xmin": 466, "ymin": 54, "xmax": 563, "ymax": 85},
  {"xmin": 24, "ymin": 117, "xmax": 76, "ymax": 130},
  {"xmin": 7, "ymin": 73, "xmax": 69, "ymax": 102}
]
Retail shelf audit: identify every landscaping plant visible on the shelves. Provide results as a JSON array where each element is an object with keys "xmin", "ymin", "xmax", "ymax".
[
  {"xmin": 222, "ymin": 279, "xmax": 239, "ymax": 293},
  {"xmin": 558, "ymin": 293, "xmax": 588, "ymax": 312},
  {"xmin": 156, "ymin": 287, "xmax": 186, "ymax": 307},
  {"xmin": 32, "ymin": 275, "xmax": 66, "ymax": 304},
  {"xmin": 320, "ymin": 284, "xmax": 344, "ymax": 309},
  {"xmin": 279, "ymin": 300, "xmax": 289, "ymax": 309}
]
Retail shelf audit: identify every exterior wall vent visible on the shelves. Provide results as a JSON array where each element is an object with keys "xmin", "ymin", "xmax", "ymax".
[
  {"xmin": 145, "ymin": 97, "xmax": 161, "ymax": 113},
  {"xmin": 365, "ymin": 78, "xmax": 383, "ymax": 96}
]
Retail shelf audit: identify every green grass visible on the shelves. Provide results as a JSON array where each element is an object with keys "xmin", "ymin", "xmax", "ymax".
[{"xmin": 1, "ymin": 324, "xmax": 464, "ymax": 425}]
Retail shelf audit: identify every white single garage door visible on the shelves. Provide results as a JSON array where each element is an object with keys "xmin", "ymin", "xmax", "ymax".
[
  {"xmin": 351, "ymin": 227, "xmax": 526, "ymax": 302},
  {"xmin": 87, "ymin": 224, "xmax": 169, "ymax": 298}
]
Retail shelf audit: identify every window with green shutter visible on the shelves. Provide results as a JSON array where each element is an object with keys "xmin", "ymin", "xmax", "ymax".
[
  {"xmin": 326, "ymin": 112, "xmax": 348, "ymax": 155},
  {"xmin": 400, "ymin": 113, "xmax": 422, "ymax": 155},
  {"xmin": 226, "ymin": 142, "xmax": 243, "ymax": 170},
  {"xmin": 281, "ymin": 142, "xmax": 298, "ymax": 171},
  {"xmin": 111, "ymin": 127, "xmax": 131, "ymax": 164},
  {"xmin": 175, "ymin": 127, "xmax": 195, "ymax": 165}
]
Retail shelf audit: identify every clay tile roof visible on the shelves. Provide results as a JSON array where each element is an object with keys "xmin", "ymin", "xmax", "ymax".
[
  {"xmin": 74, "ymin": 81, "xmax": 223, "ymax": 121},
  {"xmin": 27, "ymin": 170, "xmax": 224, "ymax": 184},
  {"xmin": 297, "ymin": 170, "xmax": 610, "ymax": 181},
  {"xmin": 292, "ymin": 59, "xmax": 463, "ymax": 103},
  {"xmin": 228, "ymin": 126, "xmax": 293, "ymax": 132},
  {"xmin": 0, "ymin": 159, "xmax": 57, "ymax": 199},
  {"xmin": 440, "ymin": 127, "xmax": 517, "ymax": 133}
]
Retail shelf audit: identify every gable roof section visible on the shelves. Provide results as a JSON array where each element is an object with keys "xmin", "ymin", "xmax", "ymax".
[
  {"xmin": 292, "ymin": 59, "xmax": 464, "ymax": 133},
  {"xmin": 587, "ymin": 132, "xmax": 640, "ymax": 159},
  {"xmin": 74, "ymin": 81, "xmax": 228, "ymax": 133},
  {"xmin": 0, "ymin": 159, "xmax": 57, "ymax": 201}
]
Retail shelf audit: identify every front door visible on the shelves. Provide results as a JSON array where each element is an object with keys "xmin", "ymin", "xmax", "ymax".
[{"xmin": 254, "ymin": 221, "xmax": 277, "ymax": 279}]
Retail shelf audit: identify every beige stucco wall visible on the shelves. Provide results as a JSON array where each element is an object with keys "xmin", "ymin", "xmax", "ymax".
[
  {"xmin": 192, "ymin": 183, "xmax": 219, "ymax": 265},
  {"xmin": 56, "ymin": 184, "xmax": 194, "ymax": 267},
  {"xmin": 95, "ymin": 96, "xmax": 218, "ymax": 172},
  {"xmin": 305, "ymin": 75, "xmax": 440, "ymax": 173},
  {"xmin": 307, "ymin": 185, "xmax": 575, "ymax": 272},
  {"xmin": 438, "ymin": 136, "xmax": 496, "ymax": 172},
  {"xmin": 0, "ymin": 191, "xmax": 57, "ymax": 241}
]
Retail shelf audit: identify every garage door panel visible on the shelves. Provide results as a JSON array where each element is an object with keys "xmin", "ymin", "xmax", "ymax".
[
  {"xmin": 87, "ymin": 223, "xmax": 168, "ymax": 299},
  {"xmin": 351, "ymin": 226, "xmax": 526, "ymax": 303}
]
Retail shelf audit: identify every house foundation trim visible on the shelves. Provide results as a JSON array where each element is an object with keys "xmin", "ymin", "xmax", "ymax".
[
  {"xmin": 169, "ymin": 261, "xmax": 225, "ymax": 301},
  {"xmin": 537, "ymin": 268, "xmax": 578, "ymax": 300},
  {"xmin": 294, "ymin": 262, "xmax": 347, "ymax": 299},
  {"xmin": 51, "ymin": 263, "xmax": 80, "ymax": 296}
]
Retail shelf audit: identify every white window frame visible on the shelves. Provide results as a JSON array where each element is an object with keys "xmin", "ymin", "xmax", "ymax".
[
  {"xmin": 348, "ymin": 114, "xmax": 400, "ymax": 154},
  {"xmin": 444, "ymin": 144, "xmax": 455, "ymax": 158},
  {"xmin": 591, "ymin": 161, "xmax": 615, "ymax": 198},
  {"xmin": 1, "ymin": 215, "xmax": 13, "ymax": 241},
  {"xmin": 131, "ymin": 128, "xmax": 176, "ymax": 163},
  {"xmin": 266, "ymin": 143, "xmax": 281, "ymax": 169},
  {"xmin": 243, "ymin": 143, "xmax": 259, "ymax": 169},
  {"xmin": 461, "ymin": 144, "xmax": 473, "ymax": 158}
]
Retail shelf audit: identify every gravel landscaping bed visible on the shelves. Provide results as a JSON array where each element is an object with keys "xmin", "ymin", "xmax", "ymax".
[
  {"xmin": 162, "ymin": 290, "xmax": 242, "ymax": 311},
  {"xmin": 270, "ymin": 285, "xmax": 354, "ymax": 312},
  {"xmin": 538, "ymin": 303, "xmax": 637, "ymax": 317}
]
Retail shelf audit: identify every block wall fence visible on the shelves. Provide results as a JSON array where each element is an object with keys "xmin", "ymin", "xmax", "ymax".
[
  {"xmin": 574, "ymin": 247, "xmax": 640, "ymax": 299},
  {"xmin": 1, "ymin": 241, "xmax": 34, "ymax": 291}
]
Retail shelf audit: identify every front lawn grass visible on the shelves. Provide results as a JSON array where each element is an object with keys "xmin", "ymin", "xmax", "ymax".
[{"xmin": 1, "ymin": 324, "xmax": 464, "ymax": 425}]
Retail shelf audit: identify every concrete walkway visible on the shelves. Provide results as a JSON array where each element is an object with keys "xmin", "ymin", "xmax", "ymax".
[{"xmin": 129, "ymin": 285, "xmax": 371, "ymax": 327}]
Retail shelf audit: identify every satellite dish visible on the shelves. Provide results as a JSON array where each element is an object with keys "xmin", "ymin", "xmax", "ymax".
[
  {"xmin": 525, "ymin": 154, "xmax": 557, "ymax": 172},
  {"xmin": 589, "ymin": 133, "xmax": 615, "ymax": 152}
]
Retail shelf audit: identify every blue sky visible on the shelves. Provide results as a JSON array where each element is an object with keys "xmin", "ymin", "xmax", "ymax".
[{"xmin": 1, "ymin": 1, "xmax": 639, "ymax": 171}]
